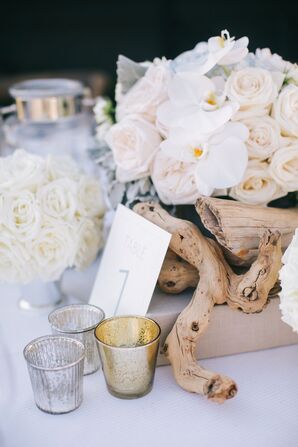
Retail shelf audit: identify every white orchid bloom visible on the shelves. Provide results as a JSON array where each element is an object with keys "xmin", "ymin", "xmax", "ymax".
[
  {"xmin": 160, "ymin": 122, "xmax": 249, "ymax": 196},
  {"xmin": 156, "ymin": 72, "xmax": 239, "ymax": 134},
  {"xmin": 173, "ymin": 30, "xmax": 248, "ymax": 74},
  {"xmin": 213, "ymin": 31, "xmax": 249, "ymax": 66}
]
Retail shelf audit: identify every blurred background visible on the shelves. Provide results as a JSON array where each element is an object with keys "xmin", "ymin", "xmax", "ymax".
[{"xmin": 0, "ymin": 0, "xmax": 297, "ymax": 103}]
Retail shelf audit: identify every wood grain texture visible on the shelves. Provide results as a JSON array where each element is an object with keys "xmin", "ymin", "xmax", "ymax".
[
  {"xmin": 134, "ymin": 201, "xmax": 282, "ymax": 402},
  {"xmin": 196, "ymin": 197, "xmax": 298, "ymax": 266}
]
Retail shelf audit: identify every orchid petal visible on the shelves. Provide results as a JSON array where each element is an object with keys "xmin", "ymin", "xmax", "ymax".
[
  {"xmin": 160, "ymin": 129, "xmax": 199, "ymax": 163},
  {"xmin": 177, "ymin": 101, "xmax": 239, "ymax": 133},
  {"xmin": 195, "ymin": 176, "xmax": 214, "ymax": 196},
  {"xmin": 156, "ymin": 101, "xmax": 184, "ymax": 127},
  {"xmin": 208, "ymin": 36, "xmax": 234, "ymax": 55},
  {"xmin": 195, "ymin": 137, "xmax": 248, "ymax": 188},
  {"xmin": 219, "ymin": 37, "xmax": 249, "ymax": 65},
  {"xmin": 210, "ymin": 122, "xmax": 249, "ymax": 145},
  {"xmin": 167, "ymin": 73, "xmax": 213, "ymax": 106}
]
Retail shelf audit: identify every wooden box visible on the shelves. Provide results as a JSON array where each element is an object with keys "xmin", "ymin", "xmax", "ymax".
[{"xmin": 147, "ymin": 288, "xmax": 298, "ymax": 366}]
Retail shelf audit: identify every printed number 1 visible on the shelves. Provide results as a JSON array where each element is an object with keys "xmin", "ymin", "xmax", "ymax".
[{"xmin": 114, "ymin": 269, "xmax": 130, "ymax": 316}]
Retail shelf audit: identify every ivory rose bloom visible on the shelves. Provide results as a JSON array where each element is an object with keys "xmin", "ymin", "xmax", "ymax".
[
  {"xmin": 241, "ymin": 115, "xmax": 281, "ymax": 160},
  {"xmin": 0, "ymin": 233, "xmax": 32, "ymax": 283},
  {"xmin": 226, "ymin": 67, "xmax": 282, "ymax": 119},
  {"xmin": 77, "ymin": 177, "xmax": 106, "ymax": 218},
  {"xmin": 229, "ymin": 161, "xmax": 285, "ymax": 205},
  {"xmin": 150, "ymin": 151, "xmax": 198, "ymax": 205},
  {"xmin": 0, "ymin": 150, "xmax": 44, "ymax": 192},
  {"xmin": 2, "ymin": 191, "xmax": 41, "ymax": 241},
  {"xmin": 272, "ymin": 84, "xmax": 298, "ymax": 137},
  {"xmin": 116, "ymin": 59, "xmax": 171, "ymax": 122},
  {"xmin": 31, "ymin": 221, "xmax": 76, "ymax": 281},
  {"xmin": 37, "ymin": 179, "xmax": 78, "ymax": 222},
  {"xmin": 269, "ymin": 144, "xmax": 298, "ymax": 191},
  {"xmin": 286, "ymin": 64, "xmax": 298, "ymax": 86},
  {"xmin": 105, "ymin": 115, "xmax": 162, "ymax": 182},
  {"xmin": 75, "ymin": 219, "xmax": 104, "ymax": 270}
]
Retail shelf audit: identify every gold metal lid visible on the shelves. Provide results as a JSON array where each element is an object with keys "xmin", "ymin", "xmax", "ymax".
[{"xmin": 9, "ymin": 78, "xmax": 84, "ymax": 122}]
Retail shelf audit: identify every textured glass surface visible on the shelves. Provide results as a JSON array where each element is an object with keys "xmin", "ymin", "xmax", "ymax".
[
  {"xmin": 23, "ymin": 336, "xmax": 84, "ymax": 414},
  {"xmin": 18, "ymin": 279, "xmax": 61, "ymax": 311},
  {"xmin": 95, "ymin": 316, "xmax": 160, "ymax": 399},
  {"xmin": 49, "ymin": 304, "xmax": 105, "ymax": 375}
]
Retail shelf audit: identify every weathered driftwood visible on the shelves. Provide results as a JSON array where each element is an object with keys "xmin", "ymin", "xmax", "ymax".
[
  {"xmin": 158, "ymin": 250, "xmax": 199, "ymax": 294},
  {"xmin": 134, "ymin": 202, "xmax": 282, "ymax": 403},
  {"xmin": 196, "ymin": 197, "xmax": 298, "ymax": 266},
  {"xmin": 158, "ymin": 250, "xmax": 281, "ymax": 297}
]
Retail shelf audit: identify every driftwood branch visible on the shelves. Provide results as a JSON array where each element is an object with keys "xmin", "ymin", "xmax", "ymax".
[
  {"xmin": 158, "ymin": 250, "xmax": 199, "ymax": 294},
  {"xmin": 159, "ymin": 250, "xmax": 281, "ymax": 298},
  {"xmin": 196, "ymin": 197, "xmax": 298, "ymax": 266},
  {"xmin": 134, "ymin": 202, "xmax": 282, "ymax": 402}
]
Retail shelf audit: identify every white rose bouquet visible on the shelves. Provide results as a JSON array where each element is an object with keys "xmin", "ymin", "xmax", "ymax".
[
  {"xmin": 0, "ymin": 150, "xmax": 105, "ymax": 283},
  {"xmin": 92, "ymin": 29, "xmax": 298, "ymax": 208}
]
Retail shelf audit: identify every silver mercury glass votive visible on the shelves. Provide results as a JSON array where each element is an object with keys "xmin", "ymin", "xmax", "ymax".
[
  {"xmin": 94, "ymin": 315, "xmax": 161, "ymax": 399},
  {"xmin": 48, "ymin": 304, "xmax": 105, "ymax": 375},
  {"xmin": 23, "ymin": 335, "xmax": 85, "ymax": 414}
]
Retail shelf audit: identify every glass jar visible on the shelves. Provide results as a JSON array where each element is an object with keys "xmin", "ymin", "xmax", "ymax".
[{"xmin": 2, "ymin": 78, "xmax": 96, "ymax": 166}]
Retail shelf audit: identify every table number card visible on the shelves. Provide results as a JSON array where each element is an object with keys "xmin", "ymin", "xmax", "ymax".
[{"xmin": 89, "ymin": 204, "xmax": 171, "ymax": 317}]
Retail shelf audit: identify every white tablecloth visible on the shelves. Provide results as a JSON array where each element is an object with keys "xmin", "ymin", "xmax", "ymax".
[{"xmin": 1, "ymin": 265, "xmax": 298, "ymax": 447}]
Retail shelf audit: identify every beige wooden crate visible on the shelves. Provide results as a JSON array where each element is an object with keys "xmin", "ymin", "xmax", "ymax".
[{"xmin": 146, "ymin": 288, "xmax": 298, "ymax": 366}]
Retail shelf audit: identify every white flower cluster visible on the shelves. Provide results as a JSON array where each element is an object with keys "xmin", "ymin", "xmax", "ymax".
[
  {"xmin": 0, "ymin": 150, "xmax": 105, "ymax": 284},
  {"xmin": 279, "ymin": 229, "xmax": 298, "ymax": 332},
  {"xmin": 94, "ymin": 30, "xmax": 298, "ymax": 206}
]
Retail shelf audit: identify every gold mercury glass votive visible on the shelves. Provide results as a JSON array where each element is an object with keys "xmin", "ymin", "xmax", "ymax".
[{"xmin": 94, "ymin": 316, "xmax": 161, "ymax": 399}]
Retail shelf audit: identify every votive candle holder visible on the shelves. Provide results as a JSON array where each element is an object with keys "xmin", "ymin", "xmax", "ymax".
[
  {"xmin": 48, "ymin": 304, "xmax": 105, "ymax": 375},
  {"xmin": 94, "ymin": 315, "xmax": 161, "ymax": 399},
  {"xmin": 23, "ymin": 335, "xmax": 85, "ymax": 414}
]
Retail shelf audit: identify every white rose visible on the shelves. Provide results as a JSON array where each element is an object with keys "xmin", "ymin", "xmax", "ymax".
[
  {"xmin": 0, "ymin": 231, "xmax": 33, "ymax": 283},
  {"xmin": 74, "ymin": 219, "xmax": 103, "ymax": 271},
  {"xmin": 31, "ymin": 220, "xmax": 76, "ymax": 281},
  {"xmin": 0, "ymin": 149, "xmax": 45, "ymax": 192},
  {"xmin": 241, "ymin": 115, "xmax": 281, "ymax": 160},
  {"xmin": 77, "ymin": 176, "xmax": 105, "ymax": 218},
  {"xmin": 116, "ymin": 59, "xmax": 171, "ymax": 122},
  {"xmin": 105, "ymin": 115, "xmax": 162, "ymax": 182},
  {"xmin": 2, "ymin": 190, "xmax": 41, "ymax": 241},
  {"xmin": 286, "ymin": 64, "xmax": 298, "ymax": 86},
  {"xmin": 272, "ymin": 84, "xmax": 298, "ymax": 137},
  {"xmin": 37, "ymin": 179, "xmax": 78, "ymax": 222},
  {"xmin": 269, "ymin": 143, "xmax": 298, "ymax": 192},
  {"xmin": 229, "ymin": 160, "xmax": 285, "ymax": 205},
  {"xmin": 226, "ymin": 67, "xmax": 281, "ymax": 119},
  {"xmin": 46, "ymin": 154, "xmax": 81, "ymax": 181},
  {"xmin": 150, "ymin": 151, "xmax": 198, "ymax": 205}
]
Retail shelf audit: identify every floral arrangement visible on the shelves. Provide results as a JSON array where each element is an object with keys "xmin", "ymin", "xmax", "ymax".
[
  {"xmin": 93, "ymin": 29, "xmax": 298, "ymax": 208},
  {"xmin": 279, "ymin": 229, "xmax": 298, "ymax": 332},
  {"xmin": 0, "ymin": 150, "xmax": 105, "ymax": 283}
]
